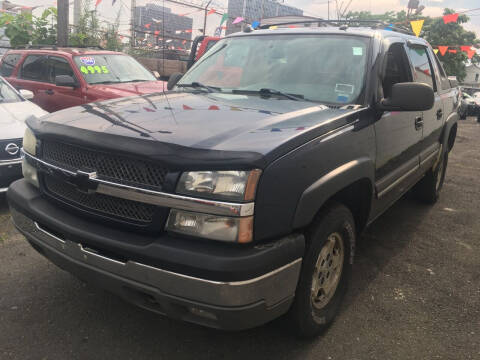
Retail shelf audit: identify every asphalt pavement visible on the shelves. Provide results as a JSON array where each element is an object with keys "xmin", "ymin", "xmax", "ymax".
[{"xmin": 1, "ymin": 118, "xmax": 479, "ymax": 360}]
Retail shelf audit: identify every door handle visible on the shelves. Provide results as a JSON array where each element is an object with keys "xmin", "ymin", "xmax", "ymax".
[
  {"xmin": 415, "ymin": 116, "xmax": 423, "ymax": 130},
  {"xmin": 436, "ymin": 109, "xmax": 443, "ymax": 120},
  {"xmin": 45, "ymin": 89, "xmax": 54, "ymax": 95}
]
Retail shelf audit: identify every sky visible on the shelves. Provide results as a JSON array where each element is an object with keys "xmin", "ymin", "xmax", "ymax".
[{"xmin": 5, "ymin": 0, "xmax": 480, "ymax": 41}]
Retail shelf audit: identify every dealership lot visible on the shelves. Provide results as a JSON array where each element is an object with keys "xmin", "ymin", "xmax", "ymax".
[{"xmin": 1, "ymin": 119, "xmax": 479, "ymax": 360}]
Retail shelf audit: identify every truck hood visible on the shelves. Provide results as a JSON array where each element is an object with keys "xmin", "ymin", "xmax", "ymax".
[
  {"xmin": 89, "ymin": 80, "xmax": 166, "ymax": 98},
  {"xmin": 0, "ymin": 100, "xmax": 47, "ymax": 140},
  {"xmin": 28, "ymin": 92, "xmax": 363, "ymax": 169}
]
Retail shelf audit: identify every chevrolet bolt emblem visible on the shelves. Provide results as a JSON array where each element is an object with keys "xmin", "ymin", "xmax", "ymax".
[
  {"xmin": 67, "ymin": 171, "xmax": 98, "ymax": 194},
  {"xmin": 5, "ymin": 143, "xmax": 20, "ymax": 156}
]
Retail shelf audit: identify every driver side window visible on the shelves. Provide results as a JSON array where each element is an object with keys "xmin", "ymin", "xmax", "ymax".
[{"xmin": 382, "ymin": 43, "xmax": 412, "ymax": 98}]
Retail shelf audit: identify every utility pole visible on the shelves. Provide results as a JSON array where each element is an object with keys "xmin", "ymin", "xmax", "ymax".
[
  {"xmin": 130, "ymin": 0, "xmax": 136, "ymax": 47},
  {"xmin": 328, "ymin": 1, "xmax": 330, "ymax": 20},
  {"xmin": 73, "ymin": 0, "xmax": 81, "ymax": 27},
  {"xmin": 57, "ymin": 0, "xmax": 69, "ymax": 46},
  {"xmin": 203, "ymin": 0, "xmax": 213, "ymax": 35}
]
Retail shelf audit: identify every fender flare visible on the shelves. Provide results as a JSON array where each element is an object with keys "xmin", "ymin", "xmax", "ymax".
[
  {"xmin": 442, "ymin": 111, "xmax": 458, "ymax": 152},
  {"xmin": 293, "ymin": 157, "xmax": 375, "ymax": 229}
]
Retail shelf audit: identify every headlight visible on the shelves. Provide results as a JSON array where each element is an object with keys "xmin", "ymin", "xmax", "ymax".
[
  {"xmin": 176, "ymin": 170, "xmax": 262, "ymax": 201},
  {"xmin": 23, "ymin": 127, "xmax": 37, "ymax": 156},
  {"xmin": 166, "ymin": 209, "xmax": 253, "ymax": 243},
  {"xmin": 22, "ymin": 128, "xmax": 39, "ymax": 187}
]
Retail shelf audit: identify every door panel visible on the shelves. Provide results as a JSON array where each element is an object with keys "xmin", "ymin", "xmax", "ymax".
[
  {"xmin": 46, "ymin": 56, "xmax": 85, "ymax": 112},
  {"xmin": 14, "ymin": 54, "xmax": 51, "ymax": 110},
  {"xmin": 406, "ymin": 46, "xmax": 443, "ymax": 157},
  {"xmin": 374, "ymin": 42, "xmax": 423, "ymax": 200}
]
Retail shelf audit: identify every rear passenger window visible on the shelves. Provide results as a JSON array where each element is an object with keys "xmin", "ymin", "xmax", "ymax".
[
  {"xmin": 0, "ymin": 54, "xmax": 22, "ymax": 77},
  {"xmin": 407, "ymin": 47, "xmax": 436, "ymax": 91},
  {"xmin": 48, "ymin": 56, "xmax": 76, "ymax": 82},
  {"xmin": 20, "ymin": 55, "xmax": 49, "ymax": 82}
]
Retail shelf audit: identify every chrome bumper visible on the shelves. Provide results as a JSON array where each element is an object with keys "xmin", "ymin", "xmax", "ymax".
[{"xmin": 11, "ymin": 208, "xmax": 302, "ymax": 309}]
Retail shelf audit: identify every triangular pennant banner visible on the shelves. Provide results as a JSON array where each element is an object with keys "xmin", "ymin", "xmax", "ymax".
[
  {"xmin": 269, "ymin": 25, "xmax": 278, "ymax": 30},
  {"xmin": 251, "ymin": 21, "xmax": 260, "ymax": 29},
  {"xmin": 443, "ymin": 13, "xmax": 459, "ymax": 24},
  {"xmin": 207, "ymin": 9, "xmax": 216, "ymax": 15},
  {"xmin": 95, "ymin": 0, "xmax": 102, "ymax": 6},
  {"xmin": 467, "ymin": 49, "xmax": 476, "ymax": 59},
  {"xmin": 220, "ymin": 13, "xmax": 229, "ymax": 25},
  {"xmin": 438, "ymin": 46, "xmax": 448, "ymax": 56},
  {"xmin": 461, "ymin": 46, "xmax": 471, "ymax": 52},
  {"xmin": 410, "ymin": 19, "xmax": 424, "ymax": 37},
  {"xmin": 433, "ymin": 49, "xmax": 439, "ymax": 55},
  {"xmin": 145, "ymin": 23, "xmax": 151, "ymax": 29},
  {"xmin": 232, "ymin": 17, "xmax": 244, "ymax": 25},
  {"xmin": 448, "ymin": 49, "xmax": 457, "ymax": 54}
]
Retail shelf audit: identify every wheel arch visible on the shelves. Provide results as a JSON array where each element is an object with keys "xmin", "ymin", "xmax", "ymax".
[{"xmin": 293, "ymin": 158, "xmax": 375, "ymax": 235}]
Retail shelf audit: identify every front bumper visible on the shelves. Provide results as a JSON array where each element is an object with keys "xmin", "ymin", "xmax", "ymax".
[
  {"xmin": 8, "ymin": 180, "xmax": 304, "ymax": 330},
  {"xmin": 0, "ymin": 158, "xmax": 22, "ymax": 192}
]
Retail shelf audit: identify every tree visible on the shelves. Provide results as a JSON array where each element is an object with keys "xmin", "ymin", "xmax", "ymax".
[
  {"xmin": 69, "ymin": 0, "xmax": 101, "ymax": 47},
  {"xmin": 0, "ymin": 7, "xmax": 57, "ymax": 47},
  {"xmin": 346, "ymin": 8, "xmax": 480, "ymax": 81}
]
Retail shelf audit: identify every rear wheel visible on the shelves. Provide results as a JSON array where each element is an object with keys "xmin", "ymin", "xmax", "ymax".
[
  {"xmin": 414, "ymin": 150, "xmax": 448, "ymax": 204},
  {"xmin": 288, "ymin": 203, "xmax": 355, "ymax": 338}
]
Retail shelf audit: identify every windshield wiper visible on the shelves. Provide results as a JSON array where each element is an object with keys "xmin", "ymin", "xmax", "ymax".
[
  {"xmin": 90, "ymin": 81, "xmax": 117, "ymax": 85},
  {"xmin": 232, "ymin": 88, "xmax": 305, "ymax": 101},
  {"xmin": 176, "ymin": 82, "xmax": 221, "ymax": 93}
]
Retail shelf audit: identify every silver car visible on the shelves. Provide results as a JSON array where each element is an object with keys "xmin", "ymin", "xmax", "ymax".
[{"xmin": 1, "ymin": 77, "xmax": 47, "ymax": 193}]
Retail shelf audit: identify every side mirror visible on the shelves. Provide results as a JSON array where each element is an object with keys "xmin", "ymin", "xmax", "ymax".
[
  {"xmin": 55, "ymin": 75, "xmax": 77, "ymax": 88},
  {"xmin": 380, "ymin": 83, "xmax": 434, "ymax": 111},
  {"xmin": 19, "ymin": 89, "xmax": 34, "ymax": 100},
  {"xmin": 167, "ymin": 72, "xmax": 184, "ymax": 91}
]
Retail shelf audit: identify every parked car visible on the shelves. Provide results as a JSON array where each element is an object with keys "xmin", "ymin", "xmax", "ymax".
[
  {"xmin": 8, "ymin": 22, "xmax": 458, "ymax": 337},
  {"xmin": 459, "ymin": 92, "xmax": 480, "ymax": 119},
  {"xmin": 0, "ymin": 76, "xmax": 47, "ymax": 193},
  {"xmin": 0, "ymin": 46, "xmax": 166, "ymax": 113}
]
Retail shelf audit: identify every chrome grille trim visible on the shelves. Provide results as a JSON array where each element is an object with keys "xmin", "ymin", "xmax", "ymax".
[{"xmin": 23, "ymin": 150, "xmax": 255, "ymax": 217}]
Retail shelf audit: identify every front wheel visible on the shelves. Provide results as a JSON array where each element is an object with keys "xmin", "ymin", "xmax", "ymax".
[{"xmin": 288, "ymin": 203, "xmax": 355, "ymax": 338}]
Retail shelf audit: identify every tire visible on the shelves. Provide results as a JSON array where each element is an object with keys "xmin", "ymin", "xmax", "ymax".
[
  {"xmin": 414, "ymin": 150, "xmax": 448, "ymax": 204},
  {"xmin": 288, "ymin": 203, "xmax": 355, "ymax": 338}
]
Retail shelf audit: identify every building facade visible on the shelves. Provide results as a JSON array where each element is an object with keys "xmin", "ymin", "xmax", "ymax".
[
  {"xmin": 134, "ymin": 3, "xmax": 193, "ymax": 49},
  {"xmin": 462, "ymin": 63, "xmax": 480, "ymax": 89},
  {"xmin": 226, "ymin": 0, "xmax": 303, "ymax": 34}
]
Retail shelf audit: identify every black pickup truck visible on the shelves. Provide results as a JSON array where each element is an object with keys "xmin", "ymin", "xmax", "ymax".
[{"xmin": 8, "ymin": 22, "xmax": 458, "ymax": 338}]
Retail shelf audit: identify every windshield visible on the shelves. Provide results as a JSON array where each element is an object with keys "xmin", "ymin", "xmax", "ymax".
[
  {"xmin": 73, "ymin": 54, "xmax": 156, "ymax": 85},
  {"xmin": 179, "ymin": 34, "xmax": 370, "ymax": 104},
  {"xmin": 0, "ymin": 77, "xmax": 21, "ymax": 103}
]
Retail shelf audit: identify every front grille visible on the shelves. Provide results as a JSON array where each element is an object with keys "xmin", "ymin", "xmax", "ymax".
[
  {"xmin": 44, "ymin": 175, "xmax": 156, "ymax": 223},
  {"xmin": 0, "ymin": 138, "xmax": 22, "ymax": 160},
  {"xmin": 42, "ymin": 141, "xmax": 168, "ymax": 190}
]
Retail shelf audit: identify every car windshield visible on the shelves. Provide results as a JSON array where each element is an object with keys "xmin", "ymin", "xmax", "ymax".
[
  {"xmin": 73, "ymin": 54, "xmax": 156, "ymax": 85},
  {"xmin": 0, "ymin": 77, "xmax": 21, "ymax": 103},
  {"xmin": 179, "ymin": 34, "xmax": 370, "ymax": 104}
]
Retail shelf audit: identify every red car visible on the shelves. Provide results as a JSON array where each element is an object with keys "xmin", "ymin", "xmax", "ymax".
[{"xmin": 0, "ymin": 47, "xmax": 166, "ymax": 113}]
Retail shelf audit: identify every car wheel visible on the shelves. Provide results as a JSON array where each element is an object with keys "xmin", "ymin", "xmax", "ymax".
[
  {"xmin": 288, "ymin": 203, "xmax": 355, "ymax": 338},
  {"xmin": 414, "ymin": 150, "xmax": 448, "ymax": 204}
]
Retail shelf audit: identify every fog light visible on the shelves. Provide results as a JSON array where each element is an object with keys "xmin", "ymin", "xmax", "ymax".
[
  {"xmin": 22, "ymin": 158, "xmax": 39, "ymax": 188},
  {"xmin": 166, "ymin": 209, "xmax": 253, "ymax": 243}
]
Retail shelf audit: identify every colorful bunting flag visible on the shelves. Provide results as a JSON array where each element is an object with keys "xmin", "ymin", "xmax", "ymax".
[
  {"xmin": 438, "ymin": 46, "xmax": 448, "ymax": 56},
  {"xmin": 145, "ymin": 23, "xmax": 151, "ymax": 29},
  {"xmin": 461, "ymin": 46, "xmax": 471, "ymax": 52},
  {"xmin": 154, "ymin": 30, "xmax": 160, "ymax": 36},
  {"xmin": 410, "ymin": 19, "xmax": 424, "ymax": 37},
  {"xmin": 269, "ymin": 26, "xmax": 278, "ymax": 30},
  {"xmin": 220, "ymin": 13, "xmax": 229, "ymax": 25},
  {"xmin": 95, "ymin": 0, "xmax": 102, "ymax": 6},
  {"xmin": 251, "ymin": 21, "xmax": 260, "ymax": 29},
  {"xmin": 433, "ymin": 49, "xmax": 439, "ymax": 55},
  {"xmin": 443, "ymin": 13, "xmax": 459, "ymax": 24},
  {"xmin": 232, "ymin": 17, "xmax": 244, "ymax": 25},
  {"xmin": 207, "ymin": 9, "xmax": 216, "ymax": 15},
  {"xmin": 467, "ymin": 49, "xmax": 476, "ymax": 59},
  {"xmin": 209, "ymin": 105, "xmax": 220, "ymax": 110},
  {"xmin": 448, "ymin": 49, "xmax": 457, "ymax": 54},
  {"xmin": 183, "ymin": 105, "xmax": 193, "ymax": 110}
]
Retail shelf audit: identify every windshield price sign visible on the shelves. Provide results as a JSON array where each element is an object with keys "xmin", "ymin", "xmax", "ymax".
[{"xmin": 80, "ymin": 65, "xmax": 110, "ymax": 74}]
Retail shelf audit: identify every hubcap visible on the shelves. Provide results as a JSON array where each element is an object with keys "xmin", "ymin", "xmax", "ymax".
[{"xmin": 311, "ymin": 232, "xmax": 344, "ymax": 310}]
